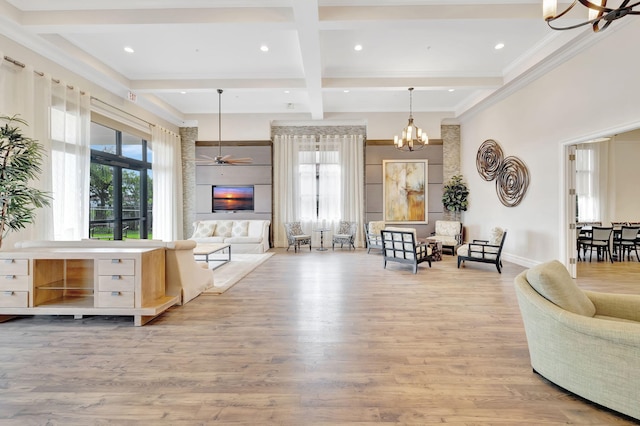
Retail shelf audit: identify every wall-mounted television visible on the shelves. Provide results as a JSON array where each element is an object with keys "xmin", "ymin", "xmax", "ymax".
[{"xmin": 212, "ymin": 185, "xmax": 255, "ymax": 212}]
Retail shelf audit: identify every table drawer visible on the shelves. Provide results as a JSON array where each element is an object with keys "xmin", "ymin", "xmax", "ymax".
[
  {"xmin": 0, "ymin": 274, "xmax": 29, "ymax": 291},
  {"xmin": 97, "ymin": 259, "xmax": 135, "ymax": 276},
  {"xmin": 0, "ymin": 290, "xmax": 28, "ymax": 307},
  {"xmin": 97, "ymin": 291, "xmax": 134, "ymax": 308},
  {"xmin": 98, "ymin": 274, "xmax": 135, "ymax": 292},
  {"xmin": 0, "ymin": 258, "xmax": 28, "ymax": 276}
]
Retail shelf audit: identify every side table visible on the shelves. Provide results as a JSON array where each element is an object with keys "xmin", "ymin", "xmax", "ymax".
[
  {"xmin": 428, "ymin": 241, "xmax": 442, "ymax": 261},
  {"xmin": 313, "ymin": 228, "xmax": 331, "ymax": 251}
]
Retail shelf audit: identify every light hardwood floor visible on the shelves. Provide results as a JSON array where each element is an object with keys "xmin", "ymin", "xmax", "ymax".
[{"xmin": 0, "ymin": 249, "xmax": 638, "ymax": 425}]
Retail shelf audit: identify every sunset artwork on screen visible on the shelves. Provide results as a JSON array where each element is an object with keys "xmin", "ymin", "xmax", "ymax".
[{"xmin": 212, "ymin": 186, "xmax": 254, "ymax": 212}]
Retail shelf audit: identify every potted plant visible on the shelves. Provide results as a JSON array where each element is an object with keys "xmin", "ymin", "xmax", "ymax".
[
  {"xmin": 442, "ymin": 174, "xmax": 469, "ymax": 221},
  {"xmin": 0, "ymin": 115, "xmax": 50, "ymax": 249}
]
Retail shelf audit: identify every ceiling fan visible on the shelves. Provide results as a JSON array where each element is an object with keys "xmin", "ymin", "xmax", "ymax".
[{"xmin": 198, "ymin": 89, "xmax": 252, "ymax": 165}]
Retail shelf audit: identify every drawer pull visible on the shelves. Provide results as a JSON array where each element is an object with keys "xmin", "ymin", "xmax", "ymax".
[
  {"xmin": 111, "ymin": 291, "xmax": 121, "ymax": 296},
  {"xmin": 3, "ymin": 291, "xmax": 14, "ymax": 296},
  {"xmin": 111, "ymin": 275, "xmax": 121, "ymax": 280},
  {"xmin": 111, "ymin": 259, "xmax": 122, "ymax": 264},
  {"xmin": 5, "ymin": 275, "xmax": 15, "ymax": 280},
  {"xmin": 4, "ymin": 259, "xmax": 15, "ymax": 264}
]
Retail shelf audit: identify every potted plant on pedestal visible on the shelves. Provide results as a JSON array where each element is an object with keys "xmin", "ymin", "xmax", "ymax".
[
  {"xmin": 442, "ymin": 174, "xmax": 469, "ymax": 222},
  {"xmin": 0, "ymin": 115, "xmax": 50, "ymax": 249}
]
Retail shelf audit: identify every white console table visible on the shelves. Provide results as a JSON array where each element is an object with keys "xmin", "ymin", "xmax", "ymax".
[{"xmin": 0, "ymin": 247, "xmax": 178, "ymax": 326}]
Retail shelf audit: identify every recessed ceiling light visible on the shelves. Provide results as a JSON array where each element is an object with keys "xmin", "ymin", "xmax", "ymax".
[
  {"xmin": 343, "ymin": 90, "xmax": 350, "ymax": 93},
  {"xmin": 260, "ymin": 45, "xmax": 269, "ymax": 52},
  {"xmin": 495, "ymin": 43, "xmax": 505, "ymax": 50},
  {"xmin": 284, "ymin": 90, "xmax": 290, "ymax": 94},
  {"xmin": 180, "ymin": 91, "xmax": 187, "ymax": 94},
  {"xmin": 448, "ymin": 88, "xmax": 455, "ymax": 92},
  {"xmin": 354, "ymin": 44, "xmax": 363, "ymax": 51},
  {"xmin": 124, "ymin": 46, "xmax": 134, "ymax": 53}
]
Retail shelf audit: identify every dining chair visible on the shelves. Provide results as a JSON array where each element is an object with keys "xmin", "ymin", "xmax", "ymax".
[
  {"xmin": 582, "ymin": 226, "xmax": 613, "ymax": 263},
  {"xmin": 615, "ymin": 226, "xmax": 640, "ymax": 262}
]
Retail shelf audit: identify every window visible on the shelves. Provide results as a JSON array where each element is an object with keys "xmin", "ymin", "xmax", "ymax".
[
  {"xmin": 298, "ymin": 145, "xmax": 341, "ymax": 222},
  {"xmin": 89, "ymin": 122, "xmax": 152, "ymax": 240},
  {"xmin": 575, "ymin": 143, "xmax": 603, "ymax": 223}
]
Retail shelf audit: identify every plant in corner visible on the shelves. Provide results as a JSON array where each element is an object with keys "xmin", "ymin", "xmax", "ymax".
[
  {"xmin": 442, "ymin": 174, "xmax": 469, "ymax": 222},
  {"xmin": 0, "ymin": 115, "xmax": 51, "ymax": 249}
]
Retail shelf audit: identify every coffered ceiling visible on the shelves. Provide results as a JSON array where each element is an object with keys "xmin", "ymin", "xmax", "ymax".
[{"xmin": 0, "ymin": 0, "xmax": 590, "ymax": 125}]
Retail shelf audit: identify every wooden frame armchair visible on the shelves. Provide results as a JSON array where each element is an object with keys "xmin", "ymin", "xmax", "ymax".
[
  {"xmin": 381, "ymin": 228, "xmax": 432, "ymax": 274},
  {"xmin": 426, "ymin": 220, "xmax": 462, "ymax": 255},
  {"xmin": 364, "ymin": 221, "xmax": 386, "ymax": 253},
  {"xmin": 457, "ymin": 228, "xmax": 507, "ymax": 273}
]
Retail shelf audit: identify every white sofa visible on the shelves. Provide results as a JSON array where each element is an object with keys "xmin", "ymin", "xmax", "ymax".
[
  {"xmin": 189, "ymin": 219, "xmax": 270, "ymax": 254},
  {"xmin": 14, "ymin": 239, "xmax": 213, "ymax": 305}
]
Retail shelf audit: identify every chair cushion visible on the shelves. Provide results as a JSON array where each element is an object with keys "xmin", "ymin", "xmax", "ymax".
[
  {"xmin": 526, "ymin": 260, "xmax": 596, "ymax": 317},
  {"xmin": 368, "ymin": 221, "xmax": 386, "ymax": 235},
  {"xmin": 337, "ymin": 221, "xmax": 351, "ymax": 234},
  {"xmin": 489, "ymin": 227, "xmax": 504, "ymax": 246},
  {"xmin": 434, "ymin": 221, "xmax": 461, "ymax": 237},
  {"xmin": 192, "ymin": 221, "xmax": 216, "ymax": 238},
  {"xmin": 385, "ymin": 226, "xmax": 417, "ymax": 243},
  {"xmin": 289, "ymin": 222, "xmax": 304, "ymax": 236}
]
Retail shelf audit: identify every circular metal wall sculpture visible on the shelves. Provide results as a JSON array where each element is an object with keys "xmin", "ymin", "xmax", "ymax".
[
  {"xmin": 476, "ymin": 139, "xmax": 504, "ymax": 181},
  {"xmin": 476, "ymin": 139, "xmax": 530, "ymax": 207},
  {"xmin": 495, "ymin": 156, "xmax": 530, "ymax": 207}
]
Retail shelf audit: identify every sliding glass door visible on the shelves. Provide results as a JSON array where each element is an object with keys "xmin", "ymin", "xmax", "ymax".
[{"xmin": 89, "ymin": 122, "xmax": 152, "ymax": 240}]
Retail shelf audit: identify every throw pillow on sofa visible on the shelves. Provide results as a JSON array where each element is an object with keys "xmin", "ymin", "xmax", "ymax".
[
  {"xmin": 213, "ymin": 220, "xmax": 234, "ymax": 237},
  {"xmin": 232, "ymin": 220, "xmax": 249, "ymax": 237},
  {"xmin": 192, "ymin": 221, "xmax": 216, "ymax": 238}
]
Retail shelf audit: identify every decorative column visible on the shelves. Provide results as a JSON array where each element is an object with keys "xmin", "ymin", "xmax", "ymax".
[
  {"xmin": 179, "ymin": 127, "xmax": 198, "ymax": 239},
  {"xmin": 441, "ymin": 124, "xmax": 461, "ymax": 221}
]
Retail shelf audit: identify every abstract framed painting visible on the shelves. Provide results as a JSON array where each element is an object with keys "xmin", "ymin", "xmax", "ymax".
[{"xmin": 382, "ymin": 159, "xmax": 428, "ymax": 224}]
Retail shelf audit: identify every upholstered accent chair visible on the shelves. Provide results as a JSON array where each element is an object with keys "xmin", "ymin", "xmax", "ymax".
[
  {"xmin": 332, "ymin": 221, "xmax": 356, "ymax": 250},
  {"xmin": 426, "ymin": 220, "xmax": 462, "ymax": 255},
  {"xmin": 380, "ymin": 227, "xmax": 432, "ymax": 274},
  {"xmin": 284, "ymin": 222, "xmax": 311, "ymax": 252},
  {"xmin": 365, "ymin": 221, "xmax": 386, "ymax": 253},
  {"xmin": 457, "ymin": 227, "xmax": 507, "ymax": 273},
  {"xmin": 514, "ymin": 260, "xmax": 640, "ymax": 421}
]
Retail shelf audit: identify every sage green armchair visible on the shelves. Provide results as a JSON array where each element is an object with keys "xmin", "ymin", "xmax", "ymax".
[{"xmin": 514, "ymin": 260, "xmax": 640, "ymax": 421}]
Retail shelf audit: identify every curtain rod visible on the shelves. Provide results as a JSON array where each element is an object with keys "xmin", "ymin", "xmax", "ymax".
[
  {"xmin": 3, "ymin": 55, "xmax": 83, "ymax": 93},
  {"xmin": 91, "ymin": 96, "xmax": 155, "ymax": 128},
  {"xmin": 3, "ymin": 55, "xmax": 155, "ymax": 129}
]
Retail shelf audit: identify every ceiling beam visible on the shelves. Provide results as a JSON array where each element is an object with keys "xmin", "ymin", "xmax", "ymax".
[{"xmin": 292, "ymin": 0, "xmax": 323, "ymax": 120}]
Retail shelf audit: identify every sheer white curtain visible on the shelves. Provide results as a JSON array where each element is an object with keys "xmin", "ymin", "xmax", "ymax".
[
  {"xmin": 151, "ymin": 126, "xmax": 183, "ymax": 240},
  {"xmin": 0, "ymin": 57, "xmax": 57, "ymax": 245},
  {"xmin": 328, "ymin": 134, "xmax": 365, "ymax": 247},
  {"xmin": 576, "ymin": 141, "xmax": 609, "ymax": 223},
  {"xmin": 273, "ymin": 134, "xmax": 306, "ymax": 247},
  {"xmin": 50, "ymin": 83, "xmax": 91, "ymax": 240},
  {"xmin": 273, "ymin": 133, "xmax": 365, "ymax": 248}
]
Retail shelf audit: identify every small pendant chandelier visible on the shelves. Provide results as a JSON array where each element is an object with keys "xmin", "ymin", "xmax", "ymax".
[{"xmin": 394, "ymin": 87, "xmax": 428, "ymax": 152}]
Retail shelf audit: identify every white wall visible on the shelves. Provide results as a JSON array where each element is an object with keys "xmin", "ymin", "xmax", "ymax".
[
  {"xmin": 458, "ymin": 23, "xmax": 640, "ymax": 266},
  {"xmin": 609, "ymin": 131, "xmax": 640, "ymax": 222}
]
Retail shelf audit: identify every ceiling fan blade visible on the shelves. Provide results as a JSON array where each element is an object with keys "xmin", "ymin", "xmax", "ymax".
[{"xmin": 226, "ymin": 157, "xmax": 253, "ymax": 164}]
